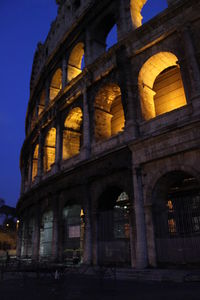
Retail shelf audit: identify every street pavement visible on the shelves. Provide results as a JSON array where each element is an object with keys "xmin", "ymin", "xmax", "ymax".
[{"xmin": 0, "ymin": 273, "xmax": 200, "ymax": 300}]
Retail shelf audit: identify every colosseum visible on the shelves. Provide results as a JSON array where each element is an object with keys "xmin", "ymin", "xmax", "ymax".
[{"xmin": 17, "ymin": 0, "xmax": 200, "ymax": 269}]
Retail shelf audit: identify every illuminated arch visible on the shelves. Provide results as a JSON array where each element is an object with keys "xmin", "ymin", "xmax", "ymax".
[
  {"xmin": 49, "ymin": 68, "xmax": 62, "ymax": 101},
  {"xmin": 67, "ymin": 43, "xmax": 84, "ymax": 82},
  {"xmin": 32, "ymin": 144, "xmax": 39, "ymax": 181},
  {"xmin": 138, "ymin": 52, "xmax": 187, "ymax": 120},
  {"xmin": 43, "ymin": 127, "xmax": 56, "ymax": 172},
  {"xmin": 63, "ymin": 107, "xmax": 83, "ymax": 160},
  {"xmin": 94, "ymin": 83, "xmax": 125, "ymax": 141},
  {"xmin": 130, "ymin": 0, "xmax": 147, "ymax": 28}
]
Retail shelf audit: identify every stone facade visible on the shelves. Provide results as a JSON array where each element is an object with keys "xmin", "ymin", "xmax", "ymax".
[{"xmin": 17, "ymin": 0, "xmax": 200, "ymax": 269}]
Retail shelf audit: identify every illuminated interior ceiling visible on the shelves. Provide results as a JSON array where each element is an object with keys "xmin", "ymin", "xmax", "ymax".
[
  {"xmin": 67, "ymin": 43, "xmax": 84, "ymax": 82},
  {"xmin": 138, "ymin": 52, "xmax": 186, "ymax": 120},
  {"xmin": 95, "ymin": 84, "xmax": 121, "ymax": 111},
  {"xmin": 64, "ymin": 107, "xmax": 83, "ymax": 130},
  {"xmin": 44, "ymin": 127, "xmax": 56, "ymax": 172},
  {"xmin": 130, "ymin": 0, "xmax": 147, "ymax": 28},
  {"xmin": 95, "ymin": 83, "xmax": 125, "ymax": 141},
  {"xmin": 49, "ymin": 68, "xmax": 62, "ymax": 101}
]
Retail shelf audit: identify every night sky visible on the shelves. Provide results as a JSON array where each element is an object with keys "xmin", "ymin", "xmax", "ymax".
[{"xmin": 0, "ymin": 0, "xmax": 167, "ymax": 208}]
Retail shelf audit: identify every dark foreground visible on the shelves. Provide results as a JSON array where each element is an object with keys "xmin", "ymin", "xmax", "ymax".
[{"xmin": 0, "ymin": 273, "xmax": 200, "ymax": 300}]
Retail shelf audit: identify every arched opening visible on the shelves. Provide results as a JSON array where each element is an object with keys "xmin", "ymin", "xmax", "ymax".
[
  {"xmin": 62, "ymin": 107, "xmax": 83, "ymax": 160},
  {"xmin": 67, "ymin": 43, "xmax": 84, "ymax": 82},
  {"xmin": 49, "ymin": 68, "xmax": 62, "ymax": 101},
  {"xmin": 152, "ymin": 171, "xmax": 200, "ymax": 266},
  {"xmin": 141, "ymin": 0, "xmax": 168, "ymax": 24},
  {"xmin": 38, "ymin": 89, "xmax": 45, "ymax": 115},
  {"xmin": 138, "ymin": 52, "xmax": 187, "ymax": 121},
  {"xmin": 32, "ymin": 144, "xmax": 39, "ymax": 181},
  {"xmin": 106, "ymin": 24, "xmax": 118, "ymax": 51},
  {"xmin": 97, "ymin": 188, "xmax": 131, "ymax": 266},
  {"xmin": 39, "ymin": 211, "xmax": 53, "ymax": 258},
  {"xmin": 43, "ymin": 127, "xmax": 56, "ymax": 172},
  {"xmin": 62, "ymin": 202, "xmax": 84, "ymax": 264},
  {"xmin": 95, "ymin": 84, "xmax": 125, "ymax": 142}
]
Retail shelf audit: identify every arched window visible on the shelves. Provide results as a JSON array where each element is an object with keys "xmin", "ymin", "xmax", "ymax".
[
  {"xmin": 153, "ymin": 171, "xmax": 200, "ymax": 265},
  {"xmin": 39, "ymin": 211, "xmax": 53, "ymax": 258},
  {"xmin": 38, "ymin": 89, "xmax": 45, "ymax": 115},
  {"xmin": 67, "ymin": 43, "xmax": 84, "ymax": 82},
  {"xmin": 49, "ymin": 68, "xmax": 62, "ymax": 101},
  {"xmin": 32, "ymin": 144, "xmax": 39, "ymax": 181},
  {"xmin": 106, "ymin": 24, "xmax": 118, "ymax": 51},
  {"xmin": 63, "ymin": 107, "xmax": 83, "ymax": 160},
  {"xmin": 43, "ymin": 128, "xmax": 56, "ymax": 172},
  {"xmin": 98, "ymin": 188, "xmax": 131, "ymax": 266},
  {"xmin": 142, "ymin": 0, "xmax": 168, "ymax": 24},
  {"xmin": 95, "ymin": 84, "xmax": 125, "ymax": 141},
  {"xmin": 138, "ymin": 52, "xmax": 187, "ymax": 121}
]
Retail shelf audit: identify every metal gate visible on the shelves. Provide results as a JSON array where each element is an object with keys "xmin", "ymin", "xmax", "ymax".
[{"xmin": 154, "ymin": 187, "xmax": 200, "ymax": 265}]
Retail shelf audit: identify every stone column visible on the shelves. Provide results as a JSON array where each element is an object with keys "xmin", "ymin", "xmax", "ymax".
[
  {"xmin": 132, "ymin": 166, "xmax": 148, "ymax": 268},
  {"xmin": 82, "ymin": 186, "xmax": 92, "ymax": 265},
  {"xmin": 117, "ymin": 0, "xmax": 133, "ymax": 40},
  {"xmin": 20, "ymin": 166, "xmax": 25, "ymax": 195},
  {"xmin": 144, "ymin": 204, "xmax": 157, "ymax": 267},
  {"xmin": 82, "ymin": 87, "xmax": 91, "ymax": 159},
  {"xmin": 16, "ymin": 221, "xmax": 23, "ymax": 258},
  {"xmin": 32, "ymin": 205, "xmax": 41, "ymax": 261},
  {"xmin": 55, "ymin": 117, "xmax": 63, "ymax": 170},
  {"xmin": 37, "ymin": 132, "xmax": 44, "ymax": 180},
  {"xmin": 116, "ymin": 48, "xmax": 139, "ymax": 138},
  {"xmin": 181, "ymin": 26, "xmax": 200, "ymax": 101},
  {"xmin": 45, "ymin": 79, "xmax": 50, "ymax": 107},
  {"xmin": 129, "ymin": 207, "xmax": 136, "ymax": 268},
  {"xmin": 62, "ymin": 56, "xmax": 67, "ymax": 88},
  {"xmin": 28, "ymin": 152, "xmax": 32, "ymax": 187}
]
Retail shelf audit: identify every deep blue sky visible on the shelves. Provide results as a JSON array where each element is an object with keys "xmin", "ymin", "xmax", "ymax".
[{"xmin": 0, "ymin": 0, "xmax": 167, "ymax": 207}]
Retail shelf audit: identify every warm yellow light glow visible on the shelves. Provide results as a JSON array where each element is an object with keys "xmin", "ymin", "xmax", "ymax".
[
  {"xmin": 138, "ymin": 52, "xmax": 187, "ymax": 120},
  {"xmin": 130, "ymin": 0, "xmax": 147, "ymax": 28},
  {"xmin": 32, "ymin": 144, "xmax": 39, "ymax": 181},
  {"xmin": 95, "ymin": 83, "xmax": 125, "ymax": 141},
  {"xmin": 49, "ymin": 69, "xmax": 62, "ymax": 101},
  {"xmin": 80, "ymin": 209, "xmax": 84, "ymax": 217},
  {"xmin": 67, "ymin": 43, "xmax": 84, "ymax": 82},
  {"xmin": 63, "ymin": 108, "xmax": 83, "ymax": 160},
  {"xmin": 44, "ymin": 128, "xmax": 56, "ymax": 172}
]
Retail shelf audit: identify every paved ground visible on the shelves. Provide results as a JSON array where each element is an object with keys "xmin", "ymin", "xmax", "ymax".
[{"xmin": 0, "ymin": 273, "xmax": 200, "ymax": 300}]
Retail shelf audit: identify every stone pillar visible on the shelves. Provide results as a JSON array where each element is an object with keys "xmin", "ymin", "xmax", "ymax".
[
  {"xmin": 37, "ymin": 132, "xmax": 44, "ymax": 180},
  {"xmin": 82, "ymin": 187, "xmax": 92, "ymax": 265},
  {"xmin": 181, "ymin": 26, "xmax": 200, "ymax": 101},
  {"xmin": 28, "ymin": 152, "xmax": 32, "ymax": 187},
  {"xmin": 116, "ymin": 48, "xmax": 139, "ymax": 138},
  {"xmin": 62, "ymin": 56, "xmax": 67, "ymax": 88},
  {"xmin": 144, "ymin": 204, "xmax": 157, "ymax": 267},
  {"xmin": 20, "ymin": 166, "xmax": 25, "ymax": 195},
  {"xmin": 117, "ymin": 0, "xmax": 133, "ymax": 40},
  {"xmin": 129, "ymin": 207, "xmax": 136, "ymax": 268},
  {"xmin": 16, "ymin": 221, "xmax": 23, "ymax": 258},
  {"xmin": 132, "ymin": 166, "xmax": 148, "ymax": 268},
  {"xmin": 55, "ymin": 117, "xmax": 63, "ymax": 170},
  {"xmin": 45, "ymin": 79, "xmax": 50, "ymax": 107},
  {"xmin": 82, "ymin": 88, "xmax": 91, "ymax": 159},
  {"xmin": 32, "ymin": 205, "xmax": 40, "ymax": 261}
]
